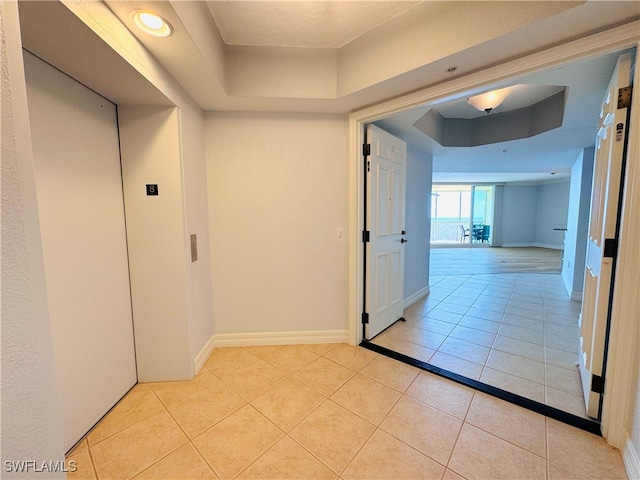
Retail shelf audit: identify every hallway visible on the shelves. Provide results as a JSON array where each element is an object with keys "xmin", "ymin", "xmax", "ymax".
[
  {"xmin": 371, "ymin": 246, "xmax": 585, "ymax": 419},
  {"xmin": 371, "ymin": 271, "xmax": 586, "ymax": 418},
  {"xmin": 65, "ymin": 344, "xmax": 626, "ymax": 479}
]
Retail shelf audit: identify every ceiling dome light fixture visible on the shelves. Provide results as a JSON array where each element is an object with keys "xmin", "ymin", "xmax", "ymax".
[
  {"xmin": 132, "ymin": 10, "xmax": 173, "ymax": 37},
  {"xmin": 467, "ymin": 88, "xmax": 510, "ymax": 114}
]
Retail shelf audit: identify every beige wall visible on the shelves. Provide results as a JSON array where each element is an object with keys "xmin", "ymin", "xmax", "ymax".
[
  {"xmin": 63, "ymin": 0, "xmax": 214, "ymax": 374},
  {"xmin": 1, "ymin": 1, "xmax": 66, "ymax": 473},
  {"xmin": 119, "ymin": 106, "xmax": 193, "ymax": 381},
  {"xmin": 5, "ymin": 1, "xmax": 640, "ymax": 476},
  {"xmin": 227, "ymin": 46, "xmax": 337, "ymax": 99},
  {"xmin": 180, "ymin": 105, "xmax": 215, "ymax": 360},
  {"xmin": 205, "ymin": 112, "xmax": 349, "ymax": 337}
]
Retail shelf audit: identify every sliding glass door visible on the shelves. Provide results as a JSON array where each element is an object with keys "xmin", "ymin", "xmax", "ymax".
[
  {"xmin": 431, "ymin": 184, "xmax": 494, "ymax": 244},
  {"xmin": 471, "ymin": 185, "xmax": 493, "ymax": 244}
]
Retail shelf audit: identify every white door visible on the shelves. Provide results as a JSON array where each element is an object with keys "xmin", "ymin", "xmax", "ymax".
[
  {"xmin": 579, "ymin": 52, "xmax": 633, "ymax": 419},
  {"xmin": 364, "ymin": 125, "xmax": 407, "ymax": 339},
  {"xmin": 24, "ymin": 52, "xmax": 137, "ymax": 451}
]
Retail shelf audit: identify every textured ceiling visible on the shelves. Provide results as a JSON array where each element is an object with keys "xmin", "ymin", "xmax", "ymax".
[{"xmin": 206, "ymin": 1, "xmax": 422, "ymax": 48}]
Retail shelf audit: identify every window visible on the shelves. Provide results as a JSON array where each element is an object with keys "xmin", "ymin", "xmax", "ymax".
[{"xmin": 431, "ymin": 184, "xmax": 494, "ymax": 244}]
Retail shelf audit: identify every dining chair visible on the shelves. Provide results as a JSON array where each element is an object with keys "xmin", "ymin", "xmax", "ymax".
[
  {"xmin": 459, "ymin": 224, "xmax": 470, "ymax": 243},
  {"xmin": 481, "ymin": 225, "xmax": 491, "ymax": 243}
]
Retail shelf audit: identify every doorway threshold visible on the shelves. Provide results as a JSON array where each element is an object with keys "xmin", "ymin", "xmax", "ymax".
[{"xmin": 359, "ymin": 340, "xmax": 602, "ymax": 436}]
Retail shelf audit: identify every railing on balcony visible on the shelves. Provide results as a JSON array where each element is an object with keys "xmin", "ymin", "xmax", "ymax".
[
  {"xmin": 430, "ymin": 220, "xmax": 466, "ymax": 243},
  {"xmin": 430, "ymin": 219, "xmax": 489, "ymax": 244}
]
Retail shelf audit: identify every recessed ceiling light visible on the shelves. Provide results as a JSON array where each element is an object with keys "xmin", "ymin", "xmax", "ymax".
[{"xmin": 132, "ymin": 10, "xmax": 173, "ymax": 37}]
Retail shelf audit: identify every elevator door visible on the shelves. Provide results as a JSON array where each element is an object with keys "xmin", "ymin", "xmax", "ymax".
[{"xmin": 24, "ymin": 51, "xmax": 137, "ymax": 451}]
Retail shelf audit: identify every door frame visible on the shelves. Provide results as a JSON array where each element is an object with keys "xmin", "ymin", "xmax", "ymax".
[{"xmin": 347, "ymin": 21, "xmax": 639, "ymax": 446}]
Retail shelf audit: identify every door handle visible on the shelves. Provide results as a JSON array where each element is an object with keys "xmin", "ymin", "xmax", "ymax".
[
  {"xmin": 401, "ymin": 238, "xmax": 408, "ymax": 243},
  {"xmin": 401, "ymin": 230, "xmax": 406, "ymax": 235}
]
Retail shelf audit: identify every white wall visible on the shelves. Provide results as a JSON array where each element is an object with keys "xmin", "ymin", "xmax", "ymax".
[
  {"xmin": 404, "ymin": 146, "xmax": 433, "ymax": 303},
  {"xmin": 576, "ymin": 148, "xmax": 595, "ymax": 292},
  {"xmin": 205, "ymin": 112, "xmax": 349, "ymax": 340},
  {"xmin": 119, "ymin": 106, "xmax": 193, "ymax": 382},
  {"xmin": 227, "ymin": 46, "xmax": 337, "ymax": 99},
  {"xmin": 1, "ymin": 1, "xmax": 66, "ymax": 475},
  {"xmin": 501, "ymin": 181, "xmax": 570, "ymax": 248},
  {"xmin": 180, "ymin": 106, "xmax": 215, "ymax": 363},
  {"xmin": 2, "ymin": 0, "xmax": 214, "ymax": 464},
  {"xmin": 535, "ymin": 180, "xmax": 571, "ymax": 248},
  {"xmin": 563, "ymin": 152, "xmax": 583, "ymax": 295},
  {"xmin": 502, "ymin": 184, "xmax": 538, "ymax": 245},
  {"xmin": 562, "ymin": 149, "xmax": 594, "ymax": 299},
  {"xmin": 61, "ymin": 0, "xmax": 214, "ymax": 376},
  {"xmin": 25, "ymin": 51, "xmax": 138, "ymax": 450}
]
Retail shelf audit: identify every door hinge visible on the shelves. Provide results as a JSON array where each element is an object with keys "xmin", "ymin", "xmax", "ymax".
[
  {"xmin": 361, "ymin": 312, "xmax": 369, "ymax": 324},
  {"xmin": 618, "ymin": 86, "xmax": 632, "ymax": 109},
  {"xmin": 603, "ymin": 238, "xmax": 618, "ymax": 258},
  {"xmin": 591, "ymin": 374, "xmax": 605, "ymax": 394},
  {"xmin": 363, "ymin": 143, "xmax": 371, "ymax": 157},
  {"xmin": 362, "ymin": 230, "xmax": 370, "ymax": 243}
]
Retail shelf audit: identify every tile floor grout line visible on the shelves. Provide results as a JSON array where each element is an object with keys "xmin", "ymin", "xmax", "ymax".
[
  {"xmin": 284, "ymin": 428, "xmax": 347, "ymax": 478},
  {"xmin": 187, "ymin": 440, "xmax": 220, "ymax": 480},
  {"xmin": 337, "ymin": 424, "xmax": 378, "ymax": 478},
  {"xmin": 85, "ymin": 440, "xmax": 99, "ymax": 480},
  {"xmin": 83, "ymin": 384, "xmax": 166, "ymax": 450},
  {"xmin": 119, "ymin": 390, "xmax": 191, "ymax": 480},
  {"xmin": 122, "ymin": 388, "xmax": 196, "ymax": 478},
  {"xmin": 231, "ymin": 425, "xmax": 287, "ymax": 480},
  {"xmin": 285, "ymin": 395, "xmax": 368, "ymax": 478},
  {"xmin": 368, "ymin": 400, "xmax": 452, "ymax": 476},
  {"xmin": 189, "ymin": 434, "xmax": 225, "ymax": 480},
  {"xmin": 463, "ymin": 393, "xmax": 552, "ymax": 461},
  {"xmin": 461, "ymin": 415, "xmax": 550, "ymax": 463},
  {"xmin": 442, "ymin": 405, "xmax": 467, "ymax": 473},
  {"xmin": 268, "ymin": 381, "xmax": 332, "ymax": 433},
  {"xmin": 123, "ymin": 439, "xmax": 190, "ymax": 480}
]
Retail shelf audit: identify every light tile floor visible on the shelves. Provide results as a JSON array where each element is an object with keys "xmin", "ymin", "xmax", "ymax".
[
  {"xmin": 371, "ymin": 273, "xmax": 588, "ymax": 418},
  {"xmin": 66, "ymin": 344, "xmax": 628, "ymax": 480}
]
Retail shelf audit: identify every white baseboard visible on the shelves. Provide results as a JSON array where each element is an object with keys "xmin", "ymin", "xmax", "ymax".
[
  {"xmin": 623, "ymin": 435, "xmax": 640, "ymax": 480},
  {"xmin": 501, "ymin": 243, "xmax": 563, "ymax": 250},
  {"xmin": 194, "ymin": 329, "xmax": 350, "ymax": 374},
  {"xmin": 534, "ymin": 242, "xmax": 563, "ymax": 250},
  {"xmin": 211, "ymin": 329, "xmax": 350, "ymax": 348},
  {"xmin": 194, "ymin": 334, "xmax": 216, "ymax": 374},
  {"xmin": 404, "ymin": 286, "xmax": 430, "ymax": 309}
]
